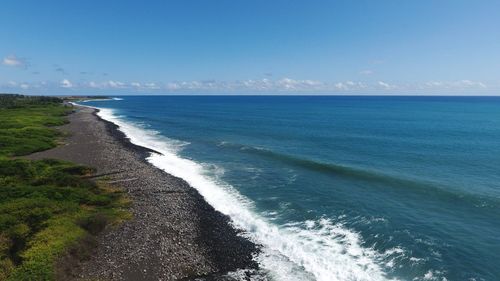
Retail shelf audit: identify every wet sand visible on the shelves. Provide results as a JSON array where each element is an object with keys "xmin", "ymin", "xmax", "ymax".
[{"xmin": 27, "ymin": 106, "xmax": 261, "ymax": 281}]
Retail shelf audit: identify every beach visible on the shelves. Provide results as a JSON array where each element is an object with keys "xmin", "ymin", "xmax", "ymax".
[
  {"xmin": 3, "ymin": 95, "xmax": 499, "ymax": 281},
  {"xmin": 3, "ymin": 1, "xmax": 499, "ymax": 279},
  {"xmin": 72, "ymin": 95, "xmax": 500, "ymax": 281},
  {"xmin": 27, "ymin": 105, "xmax": 260, "ymax": 281}
]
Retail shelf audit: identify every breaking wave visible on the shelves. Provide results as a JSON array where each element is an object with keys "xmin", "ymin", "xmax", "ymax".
[{"xmin": 93, "ymin": 106, "xmax": 398, "ymax": 281}]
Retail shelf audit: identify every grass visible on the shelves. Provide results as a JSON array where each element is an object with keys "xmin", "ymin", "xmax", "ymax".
[
  {"xmin": 0, "ymin": 94, "xmax": 130, "ymax": 281},
  {"xmin": 0, "ymin": 94, "xmax": 70, "ymax": 156}
]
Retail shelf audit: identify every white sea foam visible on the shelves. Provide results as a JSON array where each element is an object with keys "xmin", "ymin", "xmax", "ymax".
[
  {"xmin": 93, "ymin": 106, "xmax": 397, "ymax": 281},
  {"xmin": 78, "ymin": 97, "xmax": 124, "ymax": 102}
]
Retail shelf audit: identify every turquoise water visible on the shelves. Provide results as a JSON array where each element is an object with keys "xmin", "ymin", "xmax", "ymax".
[{"xmin": 83, "ymin": 96, "xmax": 500, "ymax": 281}]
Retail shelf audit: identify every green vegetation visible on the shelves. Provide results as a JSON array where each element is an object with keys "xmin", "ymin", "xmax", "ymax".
[
  {"xmin": 0, "ymin": 95, "xmax": 62, "ymax": 110},
  {"xmin": 0, "ymin": 94, "xmax": 130, "ymax": 281},
  {"xmin": 0, "ymin": 94, "xmax": 71, "ymax": 156},
  {"xmin": 62, "ymin": 96, "xmax": 110, "ymax": 103}
]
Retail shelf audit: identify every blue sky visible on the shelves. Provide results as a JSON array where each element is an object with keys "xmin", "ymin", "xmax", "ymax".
[{"xmin": 1, "ymin": 0, "xmax": 499, "ymax": 95}]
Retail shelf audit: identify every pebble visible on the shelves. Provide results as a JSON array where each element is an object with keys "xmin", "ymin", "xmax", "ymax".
[{"xmin": 28, "ymin": 106, "xmax": 264, "ymax": 281}]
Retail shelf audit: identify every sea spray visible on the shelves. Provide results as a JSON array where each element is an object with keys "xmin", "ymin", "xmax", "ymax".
[
  {"xmin": 95, "ymin": 107, "xmax": 395, "ymax": 281},
  {"xmin": 75, "ymin": 95, "xmax": 500, "ymax": 280}
]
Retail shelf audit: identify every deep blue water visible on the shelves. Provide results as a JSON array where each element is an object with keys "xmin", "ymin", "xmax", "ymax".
[{"xmin": 83, "ymin": 96, "xmax": 500, "ymax": 281}]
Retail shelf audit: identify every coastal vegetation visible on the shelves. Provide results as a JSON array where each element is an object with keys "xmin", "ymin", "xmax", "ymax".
[
  {"xmin": 0, "ymin": 94, "xmax": 129, "ymax": 281},
  {"xmin": 61, "ymin": 96, "xmax": 110, "ymax": 103}
]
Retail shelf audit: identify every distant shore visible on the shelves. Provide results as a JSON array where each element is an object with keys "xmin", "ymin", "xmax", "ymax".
[{"xmin": 27, "ymin": 105, "xmax": 260, "ymax": 280}]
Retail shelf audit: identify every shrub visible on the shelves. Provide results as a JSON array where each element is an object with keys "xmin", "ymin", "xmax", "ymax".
[{"xmin": 0, "ymin": 94, "xmax": 130, "ymax": 280}]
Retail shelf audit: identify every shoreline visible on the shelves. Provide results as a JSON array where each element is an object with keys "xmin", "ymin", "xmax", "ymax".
[{"xmin": 27, "ymin": 105, "xmax": 262, "ymax": 280}]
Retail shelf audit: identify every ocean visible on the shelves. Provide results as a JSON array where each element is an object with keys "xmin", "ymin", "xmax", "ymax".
[{"xmin": 81, "ymin": 96, "xmax": 500, "ymax": 281}]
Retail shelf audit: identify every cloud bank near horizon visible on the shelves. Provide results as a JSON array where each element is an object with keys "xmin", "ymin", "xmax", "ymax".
[
  {"xmin": 1, "ymin": 51, "xmax": 496, "ymax": 95},
  {"xmin": 0, "ymin": 77, "xmax": 494, "ymax": 95}
]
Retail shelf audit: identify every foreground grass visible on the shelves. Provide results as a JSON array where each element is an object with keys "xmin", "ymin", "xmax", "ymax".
[{"xmin": 0, "ymin": 94, "xmax": 130, "ymax": 281}]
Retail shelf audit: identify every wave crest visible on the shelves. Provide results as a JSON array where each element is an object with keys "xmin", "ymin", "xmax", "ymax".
[
  {"xmin": 218, "ymin": 141, "xmax": 500, "ymax": 210},
  {"xmin": 92, "ymin": 108, "xmax": 397, "ymax": 281}
]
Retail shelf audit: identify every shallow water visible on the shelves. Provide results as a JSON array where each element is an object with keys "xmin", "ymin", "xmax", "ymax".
[{"xmin": 82, "ymin": 96, "xmax": 500, "ymax": 281}]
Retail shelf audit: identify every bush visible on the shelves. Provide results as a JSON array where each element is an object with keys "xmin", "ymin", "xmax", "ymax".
[{"xmin": 0, "ymin": 94, "xmax": 130, "ymax": 280}]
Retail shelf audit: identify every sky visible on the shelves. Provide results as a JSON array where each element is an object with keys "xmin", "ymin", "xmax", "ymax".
[{"xmin": 0, "ymin": 0, "xmax": 499, "ymax": 95}]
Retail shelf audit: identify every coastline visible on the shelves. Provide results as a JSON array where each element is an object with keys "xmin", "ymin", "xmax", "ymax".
[{"xmin": 27, "ymin": 105, "xmax": 261, "ymax": 280}]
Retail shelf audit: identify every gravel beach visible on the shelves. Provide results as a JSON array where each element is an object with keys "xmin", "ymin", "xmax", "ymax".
[{"xmin": 27, "ymin": 105, "xmax": 261, "ymax": 281}]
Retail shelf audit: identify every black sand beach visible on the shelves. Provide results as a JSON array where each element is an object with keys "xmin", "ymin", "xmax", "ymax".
[{"xmin": 27, "ymin": 106, "xmax": 261, "ymax": 281}]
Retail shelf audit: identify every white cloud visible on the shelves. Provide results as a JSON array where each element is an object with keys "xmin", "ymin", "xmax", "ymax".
[
  {"xmin": 144, "ymin": 82, "xmax": 160, "ymax": 89},
  {"xmin": 359, "ymin": 70, "xmax": 373, "ymax": 75},
  {"xmin": 457, "ymin": 80, "xmax": 486, "ymax": 88},
  {"xmin": 164, "ymin": 78, "xmax": 324, "ymax": 92},
  {"xmin": 334, "ymin": 82, "xmax": 347, "ymax": 90},
  {"xmin": 106, "ymin": 80, "xmax": 125, "ymax": 88},
  {"xmin": 1, "ymin": 81, "xmax": 48, "ymax": 90},
  {"xmin": 424, "ymin": 80, "xmax": 487, "ymax": 90},
  {"xmin": 377, "ymin": 81, "xmax": 396, "ymax": 90},
  {"xmin": 2, "ymin": 55, "xmax": 28, "ymax": 68},
  {"xmin": 86, "ymin": 80, "xmax": 126, "ymax": 89},
  {"xmin": 129, "ymin": 82, "xmax": 160, "ymax": 90},
  {"xmin": 60, "ymin": 79, "xmax": 73, "ymax": 88},
  {"xmin": 167, "ymin": 82, "xmax": 180, "ymax": 90},
  {"xmin": 274, "ymin": 78, "xmax": 323, "ymax": 91},
  {"xmin": 2, "ymin": 77, "xmax": 493, "ymax": 94},
  {"xmin": 334, "ymin": 81, "xmax": 366, "ymax": 91}
]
